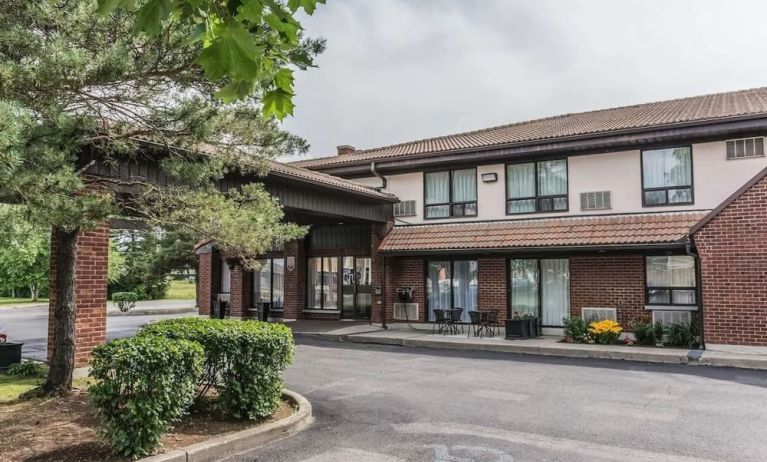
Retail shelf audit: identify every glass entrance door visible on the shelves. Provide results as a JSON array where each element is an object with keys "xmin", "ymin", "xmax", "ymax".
[{"xmin": 342, "ymin": 257, "xmax": 372, "ymax": 319}]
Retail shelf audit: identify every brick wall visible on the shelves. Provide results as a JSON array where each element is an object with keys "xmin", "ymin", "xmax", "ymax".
[
  {"xmin": 478, "ymin": 258, "xmax": 508, "ymax": 322},
  {"xmin": 282, "ymin": 239, "xmax": 306, "ymax": 321},
  {"xmin": 694, "ymin": 171, "xmax": 767, "ymax": 346},
  {"xmin": 570, "ymin": 254, "xmax": 649, "ymax": 328},
  {"xmin": 228, "ymin": 262, "xmax": 248, "ymax": 319},
  {"xmin": 197, "ymin": 252, "xmax": 212, "ymax": 315},
  {"xmin": 383, "ymin": 258, "xmax": 425, "ymax": 323},
  {"xmin": 47, "ymin": 224, "xmax": 109, "ymax": 368}
]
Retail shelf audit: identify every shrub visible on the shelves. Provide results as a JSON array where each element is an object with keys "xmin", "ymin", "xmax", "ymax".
[
  {"xmin": 89, "ymin": 335, "xmax": 203, "ymax": 457},
  {"xmin": 631, "ymin": 321, "xmax": 656, "ymax": 345},
  {"xmin": 140, "ymin": 317, "xmax": 294, "ymax": 420},
  {"xmin": 654, "ymin": 321, "xmax": 667, "ymax": 345},
  {"xmin": 6, "ymin": 360, "xmax": 47, "ymax": 377},
  {"xmin": 667, "ymin": 322, "xmax": 698, "ymax": 348},
  {"xmin": 562, "ymin": 317, "xmax": 590, "ymax": 343},
  {"xmin": 588, "ymin": 319, "xmax": 623, "ymax": 344},
  {"xmin": 111, "ymin": 292, "xmax": 138, "ymax": 312}
]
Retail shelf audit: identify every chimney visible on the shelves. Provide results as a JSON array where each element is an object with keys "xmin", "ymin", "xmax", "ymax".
[{"xmin": 336, "ymin": 145, "xmax": 356, "ymax": 156}]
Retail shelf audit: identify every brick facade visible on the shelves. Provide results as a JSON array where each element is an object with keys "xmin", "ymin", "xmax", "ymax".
[
  {"xmin": 383, "ymin": 258, "xmax": 426, "ymax": 322},
  {"xmin": 570, "ymin": 254, "xmax": 649, "ymax": 328},
  {"xmin": 282, "ymin": 239, "xmax": 306, "ymax": 321},
  {"xmin": 693, "ymin": 170, "xmax": 767, "ymax": 346},
  {"xmin": 47, "ymin": 224, "xmax": 109, "ymax": 368},
  {"xmin": 477, "ymin": 258, "xmax": 507, "ymax": 323}
]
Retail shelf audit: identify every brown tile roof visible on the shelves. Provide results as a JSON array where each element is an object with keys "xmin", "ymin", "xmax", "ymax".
[
  {"xmin": 293, "ymin": 87, "xmax": 767, "ymax": 169},
  {"xmin": 378, "ymin": 212, "xmax": 708, "ymax": 253},
  {"xmin": 131, "ymin": 136, "xmax": 397, "ymax": 202}
]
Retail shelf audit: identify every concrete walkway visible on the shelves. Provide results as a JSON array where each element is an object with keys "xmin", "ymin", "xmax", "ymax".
[
  {"xmin": 0, "ymin": 299, "xmax": 196, "ymax": 316},
  {"xmin": 301, "ymin": 323, "xmax": 767, "ymax": 371}
]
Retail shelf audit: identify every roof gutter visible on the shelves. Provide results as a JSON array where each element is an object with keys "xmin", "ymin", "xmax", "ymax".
[
  {"xmin": 378, "ymin": 241, "xmax": 689, "ymax": 256},
  {"xmin": 370, "ymin": 161, "xmax": 387, "ymax": 190}
]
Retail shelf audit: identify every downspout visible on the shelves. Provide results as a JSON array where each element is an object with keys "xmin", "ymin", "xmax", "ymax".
[
  {"xmin": 381, "ymin": 255, "xmax": 388, "ymax": 329},
  {"xmin": 371, "ymin": 161, "xmax": 387, "ymax": 190},
  {"xmin": 686, "ymin": 236, "xmax": 705, "ymax": 350}
]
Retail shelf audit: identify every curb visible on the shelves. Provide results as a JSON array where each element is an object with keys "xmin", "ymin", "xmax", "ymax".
[
  {"xmin": 108, "ymin": 307, "xmax": 197, "ymax": 317},
  {"xmin": 316, "ymin": 332, "xmax": 767, "ymax": 370},
  {"xmin": 141, "ymin": 390, "xmax": 313, "ymax": 462}
]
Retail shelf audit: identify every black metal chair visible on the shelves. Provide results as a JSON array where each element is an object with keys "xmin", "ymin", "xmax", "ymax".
[
  {"xmin": 446, "ymin": 308, "xmax": 464, "ymax": 335},
  {"xmin": 432, "ymin": 309, "xmax": 448, "ymax": 334},
  {"xmin": 468, "ymin": 311, "xmax": 483, "ymax": 338},
  {"xmin": 485, "ymin": 310, "xmax": 501, "ymax": 337}
]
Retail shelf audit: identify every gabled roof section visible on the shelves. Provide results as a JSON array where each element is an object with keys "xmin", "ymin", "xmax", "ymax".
[
  {"xmin": 379, "ymin": 212, "xmax": 708, "ymax": 254},
  {"xmin": 690, "ymin": 166, "xmax": 767, "ymax": 234},
  {"xmin": 293, "ymin": 87, "xmax": 767, "ymax": 169}
]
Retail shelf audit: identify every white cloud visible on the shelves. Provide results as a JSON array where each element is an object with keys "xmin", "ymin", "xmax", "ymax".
[{"xmin": 282, "ymin": 0, "xmax": 767, "ymax": 159}]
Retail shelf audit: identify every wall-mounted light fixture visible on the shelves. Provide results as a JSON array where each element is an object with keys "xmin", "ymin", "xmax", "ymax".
[{"xmin": 481, "ymin": 172, "xmax": 498, "ymax": 183}]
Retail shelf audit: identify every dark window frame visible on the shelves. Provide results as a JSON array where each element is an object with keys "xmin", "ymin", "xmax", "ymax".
[
  {"xmin": 423, "ymin": 168, "xmax": 478, "ymax": 220},
  {"xmin": 640, "ymin": 146, "xmax": 695, "ymax": 207},
  {"xmin": 505, "ymin": 159, "xmax": 569, "ymax": 215},
  {"xmin": 251, "ymin": 257, "xmax": 285, "ymax": 310},
  {"xmin": 423, "ymin": 258, "xmax": 478, "ymax": 322},
  {"xmin": 507, "ymin": 257, "xmax": 571, "ymax": 328},
  {"xmin": 644, "ymin": 255, "xmax": 698, "ymax": 307}
]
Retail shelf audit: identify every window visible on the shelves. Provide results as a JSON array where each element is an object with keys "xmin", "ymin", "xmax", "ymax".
[
  {"xmin": 726, "ymin": 137, "xmax": 765, "ymax": 159},
  {"xmin": 307, "ymin": 257, "xmax": 339, "ymax": 310},
  {"xmin": 506, "ymin": 159, "xmax": 568, "ymax": 214},
  {"xmin": 252, "ymin": 258, "xmax": 285, "ymax": 310},
  {"xmin": 580, "ymin": 191, "xmax": 612, "ymax": 211},
  {"xmin": 424, "ymin": 169, "xmax": 477, "ymax": 219},
  {"xmin": 509, "ymin": 258, "xmax": 569, "ymax": 327},
  {"xmin": 641, "ymin": 147, "xmax": 693, "ymax": 206},
  {"xmin": 393, "ymin": 200, "xmax": 417, "ymax": 217},
  {"xmin": 426, "ymin": 260, "xmax": 477, "ymax": 322},
  {"xmin": 645, "ymin": 256, "xmax": 696, "ymax": 306}
]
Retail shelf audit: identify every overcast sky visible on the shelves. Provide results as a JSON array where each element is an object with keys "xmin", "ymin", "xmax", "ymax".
[{"xmin": 282, "ymin": 0, "xmax": 767, "ymax": 160}]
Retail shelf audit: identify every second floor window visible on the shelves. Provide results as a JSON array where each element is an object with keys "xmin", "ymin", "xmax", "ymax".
[
  {"xmin": 506, "ymin": 159, "xmax": 568, "ymax": 214},
  {"xmin": 424, "ymin": 168, "xmax": 477, "ymax": 219},
  {"xmin": 642, "ymin": 147, "xmax": 693, "ymax": 206}
]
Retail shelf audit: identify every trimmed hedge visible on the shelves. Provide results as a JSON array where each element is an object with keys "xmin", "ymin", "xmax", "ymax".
[
  {"xmin": 111, "ymin": 291, "xmax": 138, "ymax": 312},
  {"xmin": 89, "ymin": 335, "xmax": 203, "ymax": 457},
  {"xmin": 139, "ymin": 318, "xmax": 294, "ymax": 420}
]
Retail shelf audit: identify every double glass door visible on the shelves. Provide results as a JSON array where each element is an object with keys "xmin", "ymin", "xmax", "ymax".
[{"xmin": 342, "ymin": 257, "xmax": 372, "ymax": 319}]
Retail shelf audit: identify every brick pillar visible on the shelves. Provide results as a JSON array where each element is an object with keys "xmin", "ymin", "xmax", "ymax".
[
  {"xmin": 47, "ymin": 223, "xmax": 109, "ymax": 368},
  {"xmin": 282, "ymin": 238, "xmax": 305, "ymax": 321},
  {"xmin": 370, "ymin": 221, "xmax": 393, "ymax": 323},
  {"xmin": 228, "ymin": 262, "xmax": 251, "ymax": 319},
  {"xmin": 478, "ymin": 258, "xmax": 508, "ymax": 322},
  {"xmin": 197, "ymin": 252, "xmax": 213, "ymax": 316}
]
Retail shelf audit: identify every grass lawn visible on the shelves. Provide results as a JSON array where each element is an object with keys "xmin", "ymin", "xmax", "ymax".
[
  {"xmin": 164, "ymin": 279, "xmax": 196, "ymax": 300},
  {"xmin": 0, "ymin": 297, "xmax": 48, "ymax": 307},
  {"xmin": 0, "ymin": 374, "xmax": 43, "ymax": 403}
]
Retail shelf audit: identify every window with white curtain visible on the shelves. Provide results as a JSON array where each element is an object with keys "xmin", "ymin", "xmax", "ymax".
[
  {"xmin": 641, "ymin": 147, "xmax": 693, "ymax": 206},
  {"xmin": 426, "ymin": 260, "xmax": 477, "ymax": 322},
  {"xmin": 509, "ymin": 258, "xmax": 569, "ymax": 326},
  {"xmin": 645, "ymin": 256, "xmax": 697, "ymax": 306},
  {"xmin": 424, "ymin": 169, "xmax": 477, "ymax": 218},
  {"xmin": 506, "ymin": 159, "xmax": 568, "ymax": 214},
  {"xmin": 252, "ymin": 258, "xmax": 285, "ymax": 310}
]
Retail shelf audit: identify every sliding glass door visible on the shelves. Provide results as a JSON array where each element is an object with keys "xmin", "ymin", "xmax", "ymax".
[
  {"xmin": 342, "ymin": 257, "xmax": 372, "ymax": 319},
  {"xmin": 426, "ymin": 260, "xmax": 477, "ymax": 322},
  {"xmin": 509, "ymin": 258, "xmax": 569, "ymax": 327},
  {"xmin": 308, "ymin": 256, "xmax": 369, "ymax": 315}
]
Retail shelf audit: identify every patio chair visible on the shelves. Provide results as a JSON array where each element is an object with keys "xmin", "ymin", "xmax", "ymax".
[
  {"xmin": 468, "ymin": 311, "xmax": 483, "ymax": 338},
  {"xmin": 447, "ymin": 308, "xmax": 464, "ymax": 335},
  {"xmin": 485, "ymin": 310, "xmax": 501, "ymax": 337},
  {"xmin": 432, "ymin": 309, "xmax": 448, "ymax": 334}
]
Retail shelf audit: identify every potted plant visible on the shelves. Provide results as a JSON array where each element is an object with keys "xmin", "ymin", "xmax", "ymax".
[
  {"xmin": 525, "ymin": 314, "xmax": 539, "ymax": 338},
  {"xmin": 0, "ymin": 329, "xmax": 23, "ymax": 371},
  {"xmin": 653, "ymin": 321, "xmax": 666, "ymax": 347},
  {"xmin": 505, "ymin": 311, "xmax": 531, "ymax": 339}
]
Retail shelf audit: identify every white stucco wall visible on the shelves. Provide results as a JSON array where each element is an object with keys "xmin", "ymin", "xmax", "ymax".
[{"xmin": 353, "ymin": 139, "xmax": 767, "ymax": 225}]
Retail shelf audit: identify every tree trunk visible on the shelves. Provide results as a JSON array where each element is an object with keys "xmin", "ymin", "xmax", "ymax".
[
  {"xmin": 42, "ymin": 227, "xmax": 79, "ymax": 395},
  {"xmin": 30, "ymin": 284, "xmax": 38, "ymax": 302}
]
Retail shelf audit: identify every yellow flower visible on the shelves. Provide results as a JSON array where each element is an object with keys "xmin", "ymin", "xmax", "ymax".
[{"xmin": 588, "ymin": 319, "xmax": 623, "ymax": 335}]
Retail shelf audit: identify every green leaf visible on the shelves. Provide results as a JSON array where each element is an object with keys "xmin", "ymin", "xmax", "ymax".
[
  {"xmin": 215, "ymin": 80, "xmax": 256, "ymax": 103},
  {"xmin": 96, "ymin": 0, "xmax": 134, "ymax": 16},
  {"xmin": 196, "ymin": 19, "xmax": 262, "ymax": 81},
  {"xmin": 262, "ymin": 88, "xmax": 295, "ymax": 120},
  {"xmin": 134, "ymin": 0, "xmax": 174, "ymax": 37},
  {"xmin": 237, "ymin": 0, "xmax": 265, "ymax": 23},
  {"xmin": 287, "ymin": 0, "xmax": 324, "ymax": 14},
  {"xmin": 274, "ymin": 68, "xmax": 294, "ymax": 93}
]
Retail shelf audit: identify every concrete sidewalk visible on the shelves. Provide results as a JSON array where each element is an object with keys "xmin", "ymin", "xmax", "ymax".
[
  {"xmin": 307, "ymin": 323, "xmax": 767, "ymax": 371},
  {"xmin": 0, "ymin": 299, "xmax": 196, "ymax": 317}
]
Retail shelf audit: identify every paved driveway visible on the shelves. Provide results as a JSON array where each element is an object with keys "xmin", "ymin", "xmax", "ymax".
[{"xmin": 230, "ymin": 337, "xmax": 767, "ymax": 462}]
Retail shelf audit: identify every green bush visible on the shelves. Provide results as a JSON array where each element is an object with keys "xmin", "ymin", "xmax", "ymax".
[
  {"xmin": 654, "ymin": 321, "xmax": 667, "ymax": 345},
  {"xmin": 111, "ymin": 291, "xmax": 138, "ymax": 312},
  {"xmin": 632, "ymin": 321, "xmax": 656, "ymax": 345},
  {"xmin": 6, "ymin": 360, "xmax": 47, "ymax": 377},
  {"xmin": 667, "ymin": 322, "xmax": 698, "ymax": 348},
  {"xmin": 89, "ymin": 335, "xmax": 203, "ymax": 457},
  {"xmin": 140, "ymin": 317, "xmax": 294, "ymax": 420},
  {"xmin": 562, "ymin": 317, "xmax": 590, "ymax": 343}
]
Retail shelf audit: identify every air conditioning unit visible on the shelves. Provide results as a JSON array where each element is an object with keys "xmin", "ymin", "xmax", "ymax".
[
  {"xmin": 394, "ymin": 303, "xmax": 419, "ymax": 321},
  {"xmin": 652, "ymin": 310, "xmax": 691, "ymax": 326},
  {"xmin": 582, "ymin": 307, "xmax": 617, "ymax": 322}
]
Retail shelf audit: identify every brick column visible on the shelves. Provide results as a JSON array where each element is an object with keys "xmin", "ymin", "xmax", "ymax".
[
  {"xmin": 47, "ymin": 223, "xmax": 109, "ymax": 368},
  {"xmin": 370, "ymin": 221, "xmax": 393, "ymax": 323},
  {"xmin": 478, "ymin": 258, "xmax": 508, "ymax": 322},
  {"xmin": 197, "ymin": 252, "xmax": 213, "ymax": 316},
  {"xmin": 282, "ymin": 238, "xmax": 305, "ymax": 321},
  {"xmin": 228, "ymin": 262, "xmax": 251, "ymax": 319}
]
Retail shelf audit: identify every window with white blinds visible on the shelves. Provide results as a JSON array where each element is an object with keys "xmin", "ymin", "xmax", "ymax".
[
  {"xmin": 393, "ymin": 200, "xmax": 417, "ymax": 217},
  {"xmin": 726, "ymin": 137, "xmax": 765, "ymax": 159},
  {"xmin": 580, "ymin": 191, "xmax": 611, "ymax": 211}
]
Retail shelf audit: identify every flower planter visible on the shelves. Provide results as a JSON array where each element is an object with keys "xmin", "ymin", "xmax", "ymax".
[
  {"xmin": 527, "ymin": 318, "xmax": 542, "ymax": 338},
  {"xmin": 505, "ymin": 319, "xmax": 531, "ymax": 339},
  {"xmin": 0, "ymin": 342, "xmax": 23, "ymax": 370}
]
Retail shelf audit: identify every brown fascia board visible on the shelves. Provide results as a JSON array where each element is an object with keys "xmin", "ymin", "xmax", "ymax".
[
  {"xmin": 266, "ymin": 170, "xmax": 398, "ymax": 203},
  {"xmin": 314, "ymin": 115, "xmax": 767, "ymax": 177},
  {"xmin": 379, "ymin": 242, "xmax": 689, "ymax": 257},
  {"xmin": 689, "ymin": 165, "xmax": 767, "ymax": 235}
]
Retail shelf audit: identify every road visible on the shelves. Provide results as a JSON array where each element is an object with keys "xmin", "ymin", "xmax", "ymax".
[
  {"xmin": 230, "ymin": 337, "xmax": 767, "ymax": 462},
  {"xmin": 0, "ymin": 300, "xmax": 195, "ymax": 360}
]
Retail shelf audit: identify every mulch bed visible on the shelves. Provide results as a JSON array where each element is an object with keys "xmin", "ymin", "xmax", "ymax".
[{"xmin": 0, "ymin": 387, "xmax": 295, "ymax": 462}]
